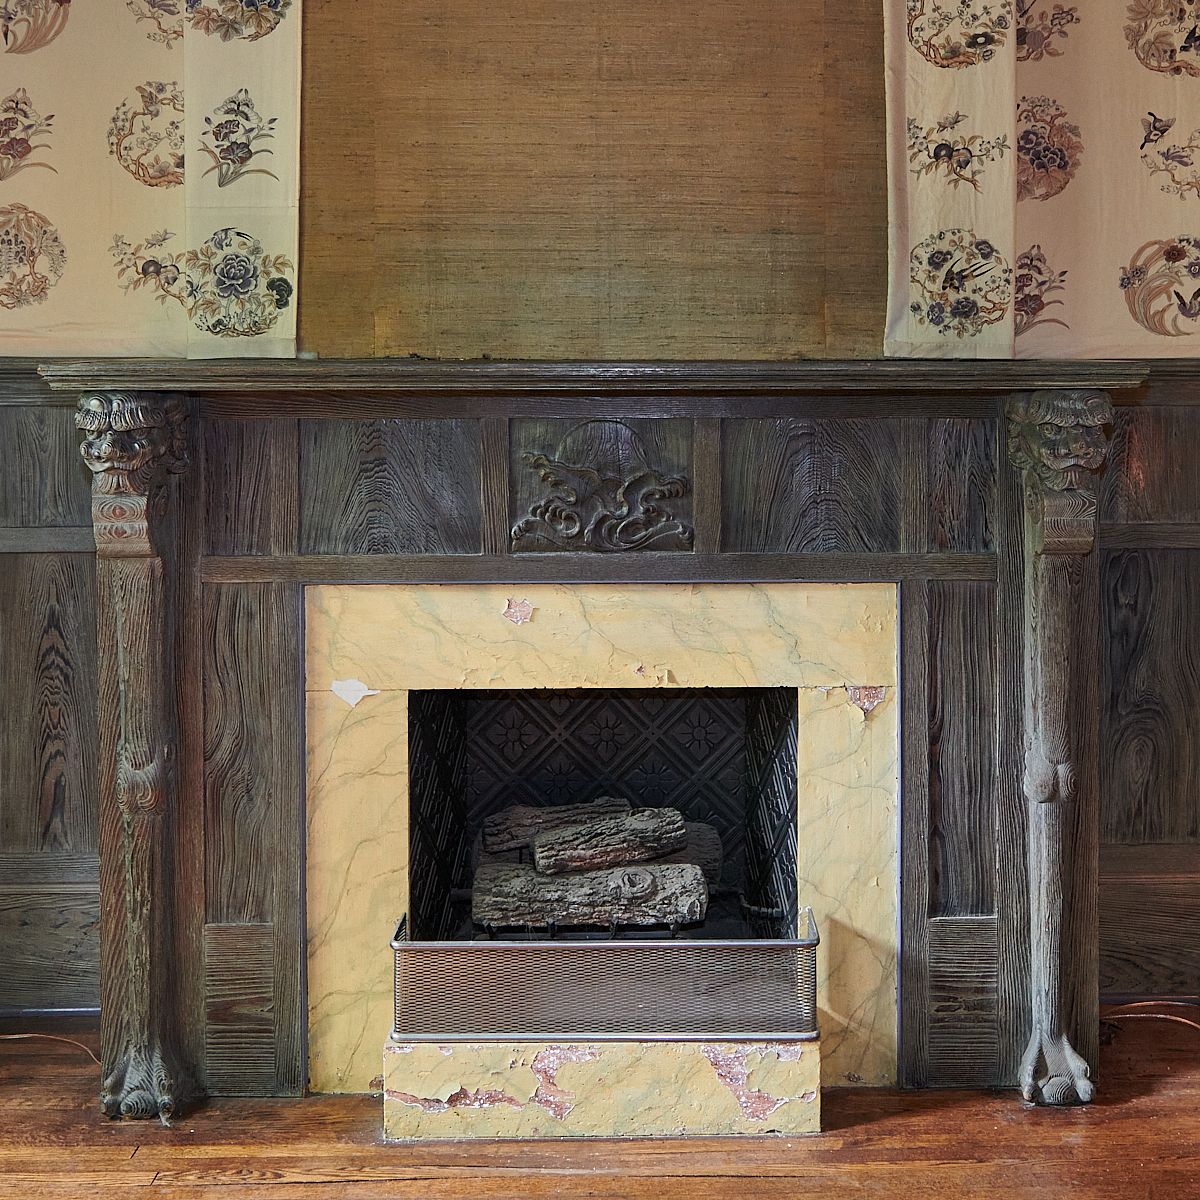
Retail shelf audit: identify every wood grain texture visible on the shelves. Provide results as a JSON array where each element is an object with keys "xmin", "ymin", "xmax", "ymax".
[
  {"xmin": 1102, "ymin": 549, "xmax": 1200, "ymax": 844},
  {"xmin": 0, "ymin": 885, "xmax": 99, "ymax": 1010},
  {"xmin": 202, "ymin": 923, "xmax": 277, "ymax": 1095},
  {"xmin": 927, "ymin": 581, "xmax": 996, "ymax": 918},
  {"xmin": 928, "ymin": 419, "xmax": 996, "ymax": 553},
  {"xmin": 1099, "ymin": 845, "xmax": 1200, "ymax": 999},
  {"xmin": 201, "ymin": 582, "xmax": 304, "ymax": 1093},
  {"xmin": 204, "ymin": 419, "xmax": 298, "ymax": 556},
  {"xmin": 721, "ymin": 419, "xmax": 901, "ymax": 552},
  {"xmin": 1101, "ymin": 408, "xmax": 1200, "ymax": 525},
  {"xmin": 299, "ymin": 1, "xmax": 884, "ymax": 358},
  {"xmin": 0, "ymin": 407, "xmax": 90, "ymax": 528},
  {"xmin": 0, "ymin": 554, "xmax": 98, "ymax": 855},
  {"xmin": 926, "ymin": 916, "xmax": 999, "ymax": 1086},
  {"xmin": 298, "ymin": 420, "xmax": 482, "ymax": 555}
]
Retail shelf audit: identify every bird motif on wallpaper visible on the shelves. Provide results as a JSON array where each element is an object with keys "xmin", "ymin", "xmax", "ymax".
[
  {"xmin": 1173, "ymin": 286, "xmax": 1200, "ymax": 320},
  {"xmin": 1141, "ymin": 112, "xmax": 1175, "ymax": 151},
  {"xmin": 940, "ymin": 254, "xmax": 996, "ymax": 294}
]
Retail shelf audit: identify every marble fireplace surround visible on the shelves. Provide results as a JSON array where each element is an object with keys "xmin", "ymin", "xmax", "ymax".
[{"xmin": 305, "ymin": 582, "xmax": 899, "ymax": 1093}]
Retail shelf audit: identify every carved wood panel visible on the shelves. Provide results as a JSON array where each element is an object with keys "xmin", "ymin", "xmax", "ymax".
[
  {"xmin": 720, "ymin": 418, "xmax": 901, "ymax": 553},
  {"xmin": 299, "ymin": 419, "xmax": 482, "ymax": 554}
]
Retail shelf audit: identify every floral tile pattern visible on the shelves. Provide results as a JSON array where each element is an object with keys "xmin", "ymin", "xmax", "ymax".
[
  {"xmin": 908, "ymin": 229, "xmax": 1012, "ymax": 338},
  {"xmin": 1016, "ymin": 95, "xmax": 1082, "ymax": 201},
  {"xmin": 1, "ymin": 0, "xmax": 71, "ymax": 55},
  {"xmin": 1016, "ymin": 1, "xmax": 1079, "ymax": 61},
  {"xmin": 1014, "ymin": 244, "xmax": 1068, "ymax": 335},
  {"xmin": 200, "ymin": 89, "xmax": 279, "ymax": 187},
  {"xmin": 1120, "ymin": 236, "xmax": 1200, "ymax": 336},
  {"xmin": 107, "ymin": 82, "xmax": 185, "ymax": 188},
  {"xmin": 0, "ymin": 203, "xmax": 65, "ymax": 308},
  {"xmin": 0, "ymin": 88, "xmax": 55, "ymax": 180},
  {"xmin": 907, "ymin": 0, "xmax": 1013, "ymax": 67},
  {"xmin": 127, "ymin": 0, "xmax": 292, "ymax": 47},
  {"xmin": 907, "ymin": 111, "xmax": 1010, "ymax": 192}
]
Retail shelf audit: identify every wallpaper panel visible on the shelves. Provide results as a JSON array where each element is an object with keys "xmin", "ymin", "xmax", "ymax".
[{"xmin": 0, "ymin": 0, "xmax": 299, "ymax": 357}]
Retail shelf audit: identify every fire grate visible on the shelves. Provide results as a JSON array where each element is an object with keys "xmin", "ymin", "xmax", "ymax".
[{"xmin": 391, "ymin": 907, "xmax": 819, "ymax": 1042}]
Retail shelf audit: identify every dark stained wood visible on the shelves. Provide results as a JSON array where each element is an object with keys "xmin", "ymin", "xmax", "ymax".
[
  {"xmin": 927, "ymin": 581, "xmax": 996, "ymax": 918},
  {"xmin": 928, "ymin": 419, "xmax": 997, "ymax": 553},
  {"xmin": 201, "ymin": 581, "xmax": 304, "ymax": 1094},
  {"xmin": 199, "ymin": 551, "xmax": 999, "ymax": 585},
  {"xmin": 0, "ymin": 527, "xmax": 95, "ymax": 553},
  {"xmin": 202, "ymin": 923, "xmax": 277, "ymax": 1095},
  {"xmin": 692, "ymin": 418, "xmax": 722, "ymax": 554},
  {"xmin": 1099, "ymin": 844, "xmax": 1200, "ymax": 999},
  {"xmin": 510, "ymin": 417, "xmax": 694, "ymax": 553},
  {"xmin": 899, "ymin": 417, "xmax": 928, "ymax": 555},
  {"xmin": 479, "ymin": 417, "xmax": 510, "ymax": 557},
  {"xmin": 37, "ymin": 358, "xmax": 1150, "ymax": 395},
  {"xmin": 204, "ymin": 419, "xmax": 298, "ymax": 556},
  {"xmin": 4, "ymin": 1010, "xmax": 1198, "ymax": 1196},
  {"xmin": 926, "ymin": 916, "xmax": 999, "ymax": 1086},
  {"xmin": 1100, "ymin": 521, "xmax": 1200, "ymax": 549},
  {"xmin": 721, "ymin": 419, "xmax": 901, "ymax": 553},
  {"xmin": 1102, "ymin": 549, "xmax": 1200, "ymax": 844},
  {"xmin": 1101, "ymin": 408, "xmax": 1200, "ymax": 525},
  {"xmin": 0, "ymin": 406, "xmax": 90, "ymax": 527},
  {"xmin": 298, "ymin": 419, "xmax": 482, "ymax": 554},
  {"xmin": 0, "ymin": 554, "xmax": 98, "ymax": 855},
  {"xmin": 0, "ymin": 886, "xmax": 99, "ymax": 1010}
]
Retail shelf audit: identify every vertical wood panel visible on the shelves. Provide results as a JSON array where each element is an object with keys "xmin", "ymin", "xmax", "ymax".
[
  {"xmin": 1102, "ymin": 549, "xmax": 1200, "ymax": 844},
  {"xmin": 1101, "ymin": 409, "xmax": 1200, "ymax": 525},
  {"xmin": 0, "ymin": 886, "xmax": 100, "ymax": 1010},
  {"xmin": 693, "ymin": 419, "xmax": 722, "ymax": 554},
  {"xmin": 722, "ymin": 419, "xmax": 901, "ymax": 553},
  {"xmin": 479, "ymin": 418, "xmax": 510, "ymax": 557},
  {"xmin": 928, "ymin": 418, "xmax": 997, "ymax": 553},
  {"xmin": 0, "ymin": 407, "xmax": 90, "ymax": 528},
  {"xmin": 205, "ymin": 419, "xmax": 300, "ymax": 557},
  {"xmin": 927, "ymin": 581, "xmax": 996, "ymax": 918},
  {"xmin": 299, "ymin": 420, "xmax": 482, "ymax": 555}
]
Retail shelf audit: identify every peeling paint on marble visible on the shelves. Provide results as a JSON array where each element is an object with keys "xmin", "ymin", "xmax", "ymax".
[
  {"xmin": 699, "ymin": 1045, "xmax": 789, "ymax": 1120},
  {"xmin": 501, "ymin": 598, "xmax": 534, "ymax": 625},
  {"xmin": 848, "ymin": 685, "xmax": 887, "ymax": 715},
  {"xmin": 330, "ymin": 678, "xmax": 380, "ymax": 708}
]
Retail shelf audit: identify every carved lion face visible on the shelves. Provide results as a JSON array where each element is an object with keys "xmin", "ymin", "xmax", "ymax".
[{"xmin": 1008, "ymin": 390, "xmax": 1113, "ymax": 492}]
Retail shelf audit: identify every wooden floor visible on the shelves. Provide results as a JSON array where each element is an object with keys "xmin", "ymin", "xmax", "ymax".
[{"xmin": 0, "ymin": 1013, "xmax": 1197, "ymax": 1198}]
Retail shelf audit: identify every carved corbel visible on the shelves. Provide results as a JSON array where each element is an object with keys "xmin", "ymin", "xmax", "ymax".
[
  {"xmin": 76, "ymin": 392, "xmax": 197, "ymax": 1120},
  {"xmin": 1007, "ymin": 389, "xmax": 1113, "ymax": 1106}
]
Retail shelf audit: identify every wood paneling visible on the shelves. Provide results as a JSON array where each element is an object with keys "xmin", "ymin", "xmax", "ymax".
[
  {"xmin": 0, "ymin": 554, "xmax": 98, "ymax": 856},
  {"xmin": 205, "ymin": 419, "xmax": 299, "ymax": 557},
  {"xmin": 927, "ymin": 581, "xmax": 996, "ymax": 918},
  {"xmin": 927, "ymin": 419, "xmax": 996, "ymax": 553},
  {"xmin": 298, "ymin": 420, "xmax": 482, "ymax": 555},
  {"xmin": 201, "ymin": 582, "xmax": 304, "ymax": 1093},
  {"xmin": 1101, "ymin": 409, "xmax": 1200, "ymax": 525},
  {"xmin": 0, "ymin": 407, "xmax": 89, "ymax": 528},
  {"xmin": 203, "ymin": 923, "xmax": 278, "ymax": 1094},
  {"xmin": 926, "ymin": 916, "xmax": 999, "ymax": 1085},
  {"xmin": 0, "ymin": 886, "xmax": 99, "ymax": 1010},
  {"xmin": 510, "ymin": 418, "xmax": 694, "ymax": 553},
  {"xmin": 1099, "ymin": 845, "xmax": 1200, "ymax": 998},
  {"xmin": 721, "ymin": 419, "xmax": 901, "ymax": 553},
  {"xmin": 298, "ymin": 0, "xmax": 886, "ymax": 359},
  {"xmin": 1102, "ymin": 550, "xmax": 1200, "ymax": 844}
]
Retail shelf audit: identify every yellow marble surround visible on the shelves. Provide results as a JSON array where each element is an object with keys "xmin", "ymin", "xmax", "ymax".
[
  {"xmin": 383, "ymin": 1040, "xmax": 820, "ymax": 1139},
  {"xmin": 305, "ymin": 583, "xmax": 899, "ymax": 1093}
]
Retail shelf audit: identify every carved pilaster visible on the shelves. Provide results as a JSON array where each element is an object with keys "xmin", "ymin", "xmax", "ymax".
[
  {"xmin": 76, "ymin": 392, "xmax": 197, "ymax": 1120},
  {"xmin": 1006, "ymin": 389, "xmax": 1112, "ymax": 1106}
]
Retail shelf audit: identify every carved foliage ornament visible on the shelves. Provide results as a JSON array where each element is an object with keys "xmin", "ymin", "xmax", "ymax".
[{"xmin": 511, "ymin": 419, "xmax": 693, "ymax": 552}]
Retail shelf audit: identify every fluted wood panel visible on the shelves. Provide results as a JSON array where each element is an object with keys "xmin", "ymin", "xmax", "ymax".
[
  {"xmin": 927, "ymin": 916, "xmax": 1000, "ymax": 1085},
  {"xmin": 720, "ymin": 419, "xmax": 901, "ymax": 553},
  {"xmin": 927, "ymin": 419, "xmax": 996, "ymax": 553},
  {"xmin": 298, "ymin": 0, "xmax": 885, "ymax": 358},
  {"xmin": 298, "ymin": 420, "xmax": 482, "ymax": 555}
]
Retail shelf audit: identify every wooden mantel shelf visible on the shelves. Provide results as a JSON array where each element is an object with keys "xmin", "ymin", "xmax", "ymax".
[{"xmin": 38, "ymin": 357, "xmax": 1150, "ymax": 396}]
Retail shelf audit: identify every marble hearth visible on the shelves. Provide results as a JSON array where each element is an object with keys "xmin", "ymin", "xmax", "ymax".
[{"xmin": 304, "ymin": 581, "xmax": 899, "ymax": 1134}]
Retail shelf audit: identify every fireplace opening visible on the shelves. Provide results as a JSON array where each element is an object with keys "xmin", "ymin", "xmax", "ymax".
[{"xmin": 406, "ymin": 687, "xmax": 800, "ymax": 942}]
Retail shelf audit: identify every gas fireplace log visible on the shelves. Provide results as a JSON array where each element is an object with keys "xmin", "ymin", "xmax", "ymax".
[
  {"xmin": 481, "ymin": 797, "xmax": 631, "ymax": 853},
  {"xmin": 472, "ymin": 862, "xmax": 708, "ymax": 929},
  {"xmin": 531, "ymin": 808, "xmax": 688, "ymax": 875},
  {"xmin": 658, "ymin": 821, "xmax": 724, "ymax": 886}
]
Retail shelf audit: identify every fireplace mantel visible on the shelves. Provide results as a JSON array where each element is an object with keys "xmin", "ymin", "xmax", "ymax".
[{"xmin": 41, "ymin": 359, "xmax": 1145, "ymax": 1120}]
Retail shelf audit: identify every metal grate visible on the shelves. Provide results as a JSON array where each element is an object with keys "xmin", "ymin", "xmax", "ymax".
[{"xmin": 391, "ymin": 908, "xmax": 819, "ymax": 1042}]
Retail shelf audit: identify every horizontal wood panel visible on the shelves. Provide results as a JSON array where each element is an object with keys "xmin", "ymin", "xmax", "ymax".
[
  {"xmin": 1102, "ymin": 550, "xmax": 1200, "ymax": 844},
  {"xmin": 1102, "ymin": 409, "xmax": 1200, "ymax": 525},
  {"xmin": 298, "ymin": 420, "xmax": 482, "ymax": 555},
  {"xmin": 720, "ymin": 419, "xmax": 901, "ymax": 553},
  {"xmin": 927, "ymin": 916, "xmax": 999, "ymax": 1086},
  {"xmin": 203, "ymin": 923, "xmax": 277, "ymax": 1095},
  {"xmin": 0, "ymin": 887, "xmax": 99, "ymax": 1010}
]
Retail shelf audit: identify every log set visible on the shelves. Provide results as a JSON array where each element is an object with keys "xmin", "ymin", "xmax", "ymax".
[
  {"xmin": 531, "ymin": 808, "xmax": 687, "ymax": 875},
  {"xmin": 472, "ymin": 862, "xmax": 709, "ymax": 929},
  {"xmin": 481, "ymin": 797, "xmax": 630, "ymax": 852}
]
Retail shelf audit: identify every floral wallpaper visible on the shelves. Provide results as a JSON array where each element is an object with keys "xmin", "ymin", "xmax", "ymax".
[
  {"xmin": 0, "ymin": 0, "xmax": 299, "ymax": 357},
  {"xmin": 887, "ymin": 0, "xmax": 1200, "ymax": 357}
]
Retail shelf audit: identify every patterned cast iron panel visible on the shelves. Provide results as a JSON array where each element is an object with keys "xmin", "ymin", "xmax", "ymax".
[
  {"xmin": 744, "ymin": 689, "xmax": 800, "ymax": 938},
  {"xmin": 461, "ymin": 689, "xmax": 750, "ymax": 878}
]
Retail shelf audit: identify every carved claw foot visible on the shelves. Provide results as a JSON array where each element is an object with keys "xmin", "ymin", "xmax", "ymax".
[
  {"xmin": 101, "ymin": 1041, "xmax": 198, "ymax": 1122},
  {"xmin": 1020, "ymin": 1029, "xmax": 1094, "ymax": 1106}
]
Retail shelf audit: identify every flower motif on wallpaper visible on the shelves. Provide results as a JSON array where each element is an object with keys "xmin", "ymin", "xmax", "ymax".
[
  {"xmin": 1, "ymin": 0, "xmax": 70, "ymax": 54},
  {"xmin": 1139, "ymin": 115, "xmax": 1200, "ymax": 200},
  {"xmin": 1016, "ymin": 96, "xmax": 1082, "ymax": 201},
  {"xmin": 1014, "ymin": 245, "xmax": 1068, "ymax": 336},
  {"xmin": 1016, "ymin": 1, "xmax": 1079, "ymax": 61},
  {"xmin": 1119, "ymin": 236, "xmax": 1200, "ymax": 335},
  {"xmin": 907, "ymin": 0, "xmax": 1011, "ymax": 68},
  {"xmin": 127, "ymin": 0, "xmax": 291, "ymax": 46},
  {"xmin": 906, "ymin": 112, "xmax": 1009, "ymax": 192},
  {"xmin": 909, "ymin": 229, "xmax": 1011, "ymax": 338},
  {"xmin": 1124, "ymin": 0, "xmax": 1200, "ymax": 76},
  {"xmin": 0, "ymin": 88, "xmax": 55, "ymax": 180},
  {"xmin": 108, "ymin": 82, "xmax": 185, "ymax": 189},
  {"xmin": 199, "ymin": 90, "xmax": 279, "ymax": 188},
  {"xmin": 111, "ymin": 226, "xmax": 293, "ymax": 338},
  {"xmin": 0, "ymin": 203, "xmax": 65, "ymax": 309}
]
